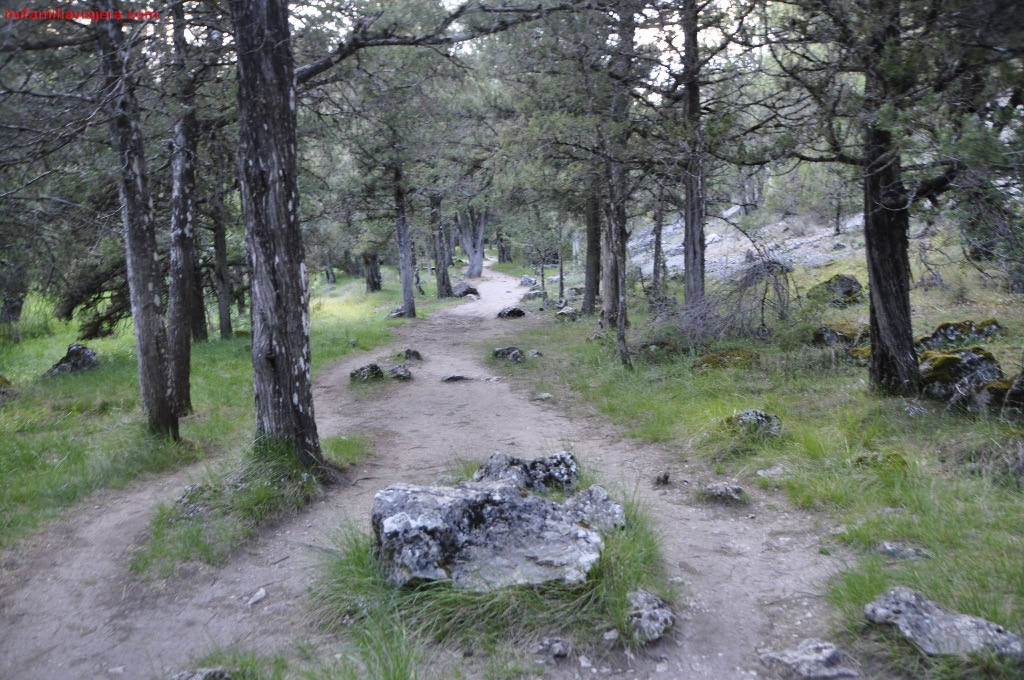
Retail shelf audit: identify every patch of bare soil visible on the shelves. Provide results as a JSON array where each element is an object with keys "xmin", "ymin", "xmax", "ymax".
[{"xmin": 0, "ymin": 263, "xmax": 851, "ymax": 680}]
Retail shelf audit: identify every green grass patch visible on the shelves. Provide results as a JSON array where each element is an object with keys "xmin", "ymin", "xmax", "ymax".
[
  {"xmin": 0, "ymin": 272, "xmax": 416, "ymax": 550},
  {"xmin": 131, "ymin": 435, "xmax": 372, "ymax": 575},
  {"xmin": 495, "ymin": 254, "xmax": 1024, "ymax": 678}
]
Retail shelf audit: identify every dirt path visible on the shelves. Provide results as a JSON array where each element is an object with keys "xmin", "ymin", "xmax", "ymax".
[{"xmin": 0, "ymin": 264, "xmax": 850, "ymax": 680}]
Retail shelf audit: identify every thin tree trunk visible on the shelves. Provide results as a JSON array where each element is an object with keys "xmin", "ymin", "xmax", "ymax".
[
  {"xmin": 95, "ymin": 0, "xmax": 178, "ymax": 439},
  {"xmin": 582, "ymin": 184, "xmax": 601, "ymax": 315},
  {"xmin": 430, "ymin": 194, "xmax": 453, "ymax": 297},
  {"xmin": 167, "ymin": 1, "xmax": 199, "ymax": 415},
  {"xmin": 231, "ymin": 0, "xmax": 322, "ymax": 468},
  {"xmin": 211, "ymin": 170, "xmax": 233, "ymax": 339},
  {"xmin": 392, "ymin": 158, "xmax": 416, "ymax": 318},
  {"xmin": 651, "ymin": 186, "xmax": 665, "ymax": 302}
]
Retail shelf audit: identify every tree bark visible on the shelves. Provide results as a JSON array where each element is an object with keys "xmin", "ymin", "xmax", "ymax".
[
  {"xmin": 211, "ymin": 161, "xmax": 234, "ymax": 339},
  {"xmin": 392, "ymin": 156, "xmax": 417, "ymax": 318},
  {"xmin": 458, "ymin": 209, "xmax": 487, "ymax": 278},
  {"xmin": 681, "ymin": 0, "xmax": 705, "ymax": 317},
  {"xmin": 231, "ymin": 0, "xmax": 322, "ymax": 468},
  {"xmin": 362, "ymin": 250, "xmax": 382, "ymax": 292},
  {"xmin": 95, "ymin": 0, "xmax": 178, "ymax": 439},
  {"xmin": 650, "ymin": 186, "xmax": 665, "ymax": 302},
  {"xmin": 430, "ymin": 194, "xmax": 454, "ymax": 298},
  {"xmin": 862, "ymin": 0, "xmax": 920, "ymax": 395},
  {"xmin": 167, "ymin": 1, "xmax": 199, "ymax": 415},
  {"xmin": 602, "ymin": 0, "xmax": 637, "ymax": 367},
  {"xmin": 582, "ymin": 183, "xmax": 601, "ymax": 315}
]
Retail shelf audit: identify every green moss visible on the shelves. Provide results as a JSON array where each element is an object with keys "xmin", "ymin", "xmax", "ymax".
[{"xmin": 693, "ymin": 349, "xmax": 758, "ymax": 370}]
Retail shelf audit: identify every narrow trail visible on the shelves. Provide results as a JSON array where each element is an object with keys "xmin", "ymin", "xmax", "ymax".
[{"xmin": 0, "ymin": 264, "xmax": 850, "ymax": 680}]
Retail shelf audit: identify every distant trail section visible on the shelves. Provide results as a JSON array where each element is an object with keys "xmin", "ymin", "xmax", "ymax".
[{"xmin": 0, "ymin": 261, "xmax": 848, "ymax": 679}]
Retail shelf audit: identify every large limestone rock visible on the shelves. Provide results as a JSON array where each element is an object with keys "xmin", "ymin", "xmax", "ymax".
[
  {"xmin": 864, "ymin": 587, "xmax": 1024, "ymax": 659},
  {"xmin": 372, "ymin": 481, "xmax": 605, "ymax": 591},
  {"xmin": 371, "ymin": 451, "xmax": 627, "ymax": 591},
  {"xmin": 45, "ymin": 343, "xmax": 99, "ymax": 376}
]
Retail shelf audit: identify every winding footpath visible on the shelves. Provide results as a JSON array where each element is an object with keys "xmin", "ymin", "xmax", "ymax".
[{"xmin": 0, "ymin": 264, "xmax": 848, "ymax": 679}]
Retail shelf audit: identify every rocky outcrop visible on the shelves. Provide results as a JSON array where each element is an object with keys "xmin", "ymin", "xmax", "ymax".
[
  {"xmin": 387, "ymin": 364, "xmax": 413, "ymax": 381},
  {"xmin": 44, "ymin": 343, "xmax": 99, "ymax": 376},
  {"xmin": 493, "ymin": 346, "xmax": 524, "ymax": 364},
  {"xmin": 350, "ymin": 363, "xmax": 385, "ymax": 383},
  {"xmin": 759, "ymin": 639, "xmax": 859, "ymax": 679},
  {"xmin": 916, "ymin": 319, "xmax": 1001, "ymax": 351},
  {"xmin": 726, "ymin": 409, "xmax": 781, "ymax": 436},
  {"xmin": 628, "ymin": 589, "xmax": 675, "ymax": 643},
  {"xmin": 472, "ymin": 451, "xmax": 580, "ymax": 493},
  {"xmin": 556, "ymin": 307, "xmax": 579, "ymax": 321},
  {"xmin": 918, "ymin": 347, "xmax": 1003, "ymax": 402},
  {"xmin": 520, "ymin": 275, "xmax": 538, "ymax": 287},
  {"xmin": 371, "ymin": 452, "xmax": 628, "ymax": 592},
  {"xmin": 864, "ymin": 587, "xmax": 1024, "ymax": 660},
  {"xmin": 372, "ymin": 481, "xmax": 605, "ymax": 591},
  {"xmin": 807, "ymin": 274, "xmax": 864, "ymax": 307},
  {"xmin": 452, "ymin": 282, "xmax": 480, "ymax": 298},
  {"xmin": 497, "ymin": 306, "xmax": 526, "ymax": 318}
]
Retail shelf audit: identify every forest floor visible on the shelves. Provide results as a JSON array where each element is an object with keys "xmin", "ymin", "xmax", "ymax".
[{"xmin": 0, "ymin": 262, "xmax": 853, "ymax": 680}]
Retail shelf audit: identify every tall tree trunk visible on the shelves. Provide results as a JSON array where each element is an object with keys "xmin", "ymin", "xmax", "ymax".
[
  {"xmin": 651, "ymin": 186, "xmax": 665, "ymax": 302},
  {"xmin": 167, "ymin": 1, "xmax": 199, "ymax": 415},
  {"xmin": 362, "ymin": 250, "xmax": 382, "ymax": 292},
  {"xmin": 602, "ymin": 0, "xmax": 637, "ymax": 367},
  {"xmin": 459, "ymin": 208, "xmax": 487, "ymax": 278},
  {"xmin": 95, "ymin": 1, "xmax": 178, "ymax": 439},
  {"xmin": 0, "ymin": 268, "xmax": 28, "ymax": 323},
  {"xmin": 392, "ymin": 157, "xmax": 416, "ymax": 318},
  {"xmin": 231, "ymin": 0, "xmax": 322, "ymax": 468},
  {"xmin": 582, "ymin": 184, "xmax": 601, "ymax": 315},
  {"xmin": 430, "ymin": 194, "xmax": 454, "ymax": 298},
  {"xmin": 681, "ymin": 0, "xmax": 706, "ymax": 317},
  {"xmin": 211, "ymin": 162, "xmax": 234, "ymax": 339},
  {"xmin": 862, "ymin": 0, "xmax": 919, "ymax": 395}
]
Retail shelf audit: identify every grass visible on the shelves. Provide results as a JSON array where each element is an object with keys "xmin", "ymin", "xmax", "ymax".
[
  {"xmin": 494, "ymin": 246, "xmax": 1024, "ymax": 678},
  {"xmin": 0, "ymin": 270, "xmax": 439, "ymax": 551},
  {"xmin": 311, "ymin": 488, "xmax": 672, "ymax": 678}
]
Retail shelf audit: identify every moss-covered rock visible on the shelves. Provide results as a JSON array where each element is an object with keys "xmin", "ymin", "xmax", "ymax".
[
  {"xmin": 725, "ymin": 409, "xmax": 782, "ymax": 436},
  {"xmin": 812, "ymin": 323, "xmax": 869, "ymax": 348},
  {"xmin": 1001, "ymin": 374, "xmax": 1024, "ymax": 421},
  {"xmin": 806, "ymin": 274, "xmax": 864, "ymax": 308},
  {"xmin": 916, "ymin": 319, "xmax": 1002, "ymax": 351},
  {"xmin": 694, "ymin": 349, "xmax": 758, "ymax": 370},
  {"xmin": 918, "ymin": 347, "xmax": 1003, "ymax": 402}
]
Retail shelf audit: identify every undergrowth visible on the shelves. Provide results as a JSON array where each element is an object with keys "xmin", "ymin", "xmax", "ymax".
[
  {"xmin": 0, "ymin": 270, "xmax": 432, "ymax": 550},
  {"xmin": 500, "ymin": 254, "xmax": 1024, "ymax": 679}
]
